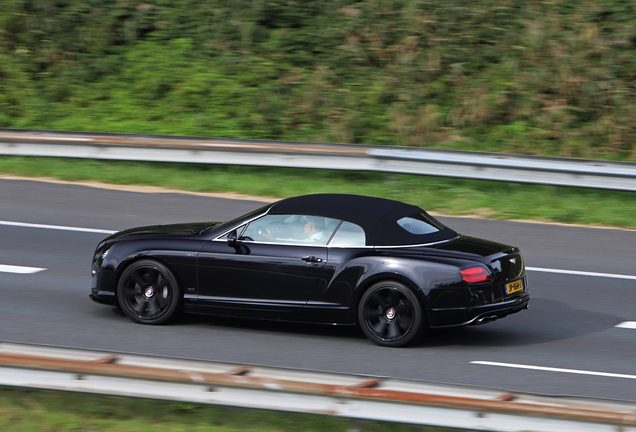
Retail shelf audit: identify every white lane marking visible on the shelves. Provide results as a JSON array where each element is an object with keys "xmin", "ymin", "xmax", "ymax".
[
  {"xmin": 526, "ymin": 266, "xmax": 636, "ymax": 281},
  {"xmin": 0, "ymin": 220, "xmax": 115, "ymax": 235},
  {"xmin": 615, "ymin": 321, "xmax": 636, "ymax": 329},
  {"xmin": 471, "ymin": 361, "xmax": 636, "ymax": 380},
  {"xmin": 0, "ymin": 264, "xmax": 47, "ymax": 274},
  {"xmin": 0, "ymin": 221, "xmax": 634, "ymax": 281}
]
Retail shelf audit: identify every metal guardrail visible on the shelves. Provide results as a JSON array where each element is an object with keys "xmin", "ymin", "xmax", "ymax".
[
  {"xmin": 1, "ymin": 128, "xmax": 635, "ymax": 192},
  {"xmin": 1, "ymin": 342, "xmax": 635, "ymax": 432}
]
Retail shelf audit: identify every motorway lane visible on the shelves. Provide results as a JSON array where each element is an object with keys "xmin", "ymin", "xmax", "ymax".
[{"xmin": 1, "ymin": 177, "xmax": 635, "ymax": 402}]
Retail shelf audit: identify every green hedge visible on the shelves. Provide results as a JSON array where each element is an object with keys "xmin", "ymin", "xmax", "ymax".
[{"xmin": 1, "ymin": 0, "xmax": 635, "ymax": 160}]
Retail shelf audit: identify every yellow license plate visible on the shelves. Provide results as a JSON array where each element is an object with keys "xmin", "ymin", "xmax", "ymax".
[{"xmin": 505, "ymin": 279, "xmax": 524, "ymax": 295}]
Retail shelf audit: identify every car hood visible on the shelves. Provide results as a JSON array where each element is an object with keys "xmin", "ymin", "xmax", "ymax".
[{"xmin": 106, "ymin": 222, "xmax": 218, "ymax": 241}]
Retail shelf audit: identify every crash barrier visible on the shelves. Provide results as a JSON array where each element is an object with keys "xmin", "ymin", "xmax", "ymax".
[
  {"xmin": 0, "ymin": 342, "xmax": 635, "ymax": 432},
  {"xmin": 1, "ymin": 129, "xmax": 635, "ymax": 192}
]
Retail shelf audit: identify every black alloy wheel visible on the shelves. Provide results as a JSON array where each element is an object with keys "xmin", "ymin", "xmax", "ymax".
[
  {"xmin": 117, "ymin": 259, "xmax": 181, "ymax": 325},
  {"xmin": 358, "ymin": 281, "xmax": 424, "ymax": 347}
]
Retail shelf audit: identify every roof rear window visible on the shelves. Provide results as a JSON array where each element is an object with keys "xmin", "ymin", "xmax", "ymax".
[{"xmin": 397, "ymin": 213, "xmax": 445, "ymax": 235}]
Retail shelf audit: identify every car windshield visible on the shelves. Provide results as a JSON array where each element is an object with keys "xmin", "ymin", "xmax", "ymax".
[{"xmin": 203, "ymin": 204, "xmax": 270, "ymax": 234}]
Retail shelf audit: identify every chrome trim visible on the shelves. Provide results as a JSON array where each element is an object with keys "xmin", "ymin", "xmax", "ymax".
[
  {"xmin": 210, "ymin": 231, "xmax": 459, "ymax": 249},
  {"xmin": 305, "ymin": 301, "xmax": 349, "ymax": 309},
  {"xmin": 209, "ymin": 238, "xmax": 330, "ymax": 247},
  {"xmin": 196, "ymin": 295, "xmax": 306, "ymax": 308},
  {"xmin": 372, "ymin": 236, "xmax": 460, "ymax": 249},
  {"xmin": 212, "ymin": 210, "xmax": 271, "ymax": 241},
  {"xmin": 329, "ymin": 244, "xmax": 374, "ymax": 249}
]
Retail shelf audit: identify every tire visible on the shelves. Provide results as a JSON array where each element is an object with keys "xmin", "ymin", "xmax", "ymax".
[
  {"xmin": 117, "ymin": 259, "xmax": 181, "ymax": 325},
  {"xmin": 358, "ymin": 281, "xmax": 424, "ymax": 347}
]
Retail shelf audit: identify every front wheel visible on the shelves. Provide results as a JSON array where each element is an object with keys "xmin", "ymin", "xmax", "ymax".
[
  {"xmin": 358, "ymin": 281, "xmax": 425, "ymax": 347},
  {"xmin": 117, "ymin": 259, "xmax": 181, "ymax": 325}
]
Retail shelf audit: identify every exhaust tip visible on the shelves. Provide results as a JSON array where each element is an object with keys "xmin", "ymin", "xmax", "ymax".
[{"xmin": 477, "ymin": 315, "xmax": 499, "ymax": 324}]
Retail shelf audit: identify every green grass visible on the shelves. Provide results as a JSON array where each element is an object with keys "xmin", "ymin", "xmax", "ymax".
[
  {"xmin": 0, "ymin": 386, "xmax": 462, "ymax": 432},
  {"xmin": 1, "ymin": 156, "xmax": 634, "ymax": 230}
]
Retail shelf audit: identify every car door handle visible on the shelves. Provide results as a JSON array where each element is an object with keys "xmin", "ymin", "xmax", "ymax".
[{"xmin": 301, "ymin": 256, "xmax": 323, "ymax": 263}]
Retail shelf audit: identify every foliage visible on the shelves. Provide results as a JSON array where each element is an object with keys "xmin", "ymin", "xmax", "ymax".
[{"xmin": 0, "ymin": 0, "xmax": 635, "ymax": 160}]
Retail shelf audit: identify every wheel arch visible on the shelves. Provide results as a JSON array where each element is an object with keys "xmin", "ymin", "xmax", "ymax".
[
  {"xmin": 351, "ymin": 272, "xmax": 429, "ymax": 325},
  {"xmin": 115, "ymin": 256, "xmax": 184, "ymax": 324},
  {"xmin": 112, "ymin": 251, "xmax": 185, "ymax": 303}
]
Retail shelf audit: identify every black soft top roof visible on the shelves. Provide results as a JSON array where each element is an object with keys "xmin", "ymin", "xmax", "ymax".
[{"xmin": 268, "ymin": 194, "xmax": 457, "ymax": 246}]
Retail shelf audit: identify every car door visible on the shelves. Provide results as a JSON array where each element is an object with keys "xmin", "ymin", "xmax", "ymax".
[{"xmin": 196, "ymin": 214, "xmax": 338, "ymax": 310}]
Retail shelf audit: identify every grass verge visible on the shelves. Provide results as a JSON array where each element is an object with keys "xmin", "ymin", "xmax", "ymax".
[
  {"xmin": 0, "ymin": 386, "xmax": 461, "ymax": 432},
  {"xmin": 0, "ymin": 156, "xmax": 634, "ymax": 230}
]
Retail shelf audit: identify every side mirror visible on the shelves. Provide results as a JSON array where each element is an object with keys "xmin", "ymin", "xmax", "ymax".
[{"xmin": 227, "ymin": 229, "xmax": 238, "ymax": 246}]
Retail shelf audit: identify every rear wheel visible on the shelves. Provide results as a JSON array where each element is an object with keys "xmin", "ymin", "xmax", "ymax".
[
  {"xmin": 117, "ymin": 259, "xmax": 181, "ymax": 325},
  {"xmin": 358, "ymin": 281, "xmax": 424, "ymax": 347}
]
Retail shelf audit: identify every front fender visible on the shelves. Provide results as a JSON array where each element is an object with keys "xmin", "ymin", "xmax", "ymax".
[
  {"xmin": 96, "ymin": 238, "xmax": 202, "ymax": 299},
  {"xmin": 93, "ymin": 240, "xmax": 150, "ymax": 294}
]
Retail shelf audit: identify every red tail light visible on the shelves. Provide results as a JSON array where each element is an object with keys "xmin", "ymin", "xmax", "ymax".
[{"xmin": 460, "ymin": 266, "xmax": 493, "ymax": 284}]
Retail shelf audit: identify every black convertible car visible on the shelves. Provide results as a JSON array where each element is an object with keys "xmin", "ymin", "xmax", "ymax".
[{"xmin": 91, "ymin": 194, "xmax": 529, "ymax": 347}]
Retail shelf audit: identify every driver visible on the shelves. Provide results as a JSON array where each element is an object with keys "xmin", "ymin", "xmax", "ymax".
[
  {"xmin": 301, "ymin": 216, "xmax": 326, "ymax": 243},
  {"xmin": 263, "ymin": 216, "xmax": 326, "ymax": 243}
]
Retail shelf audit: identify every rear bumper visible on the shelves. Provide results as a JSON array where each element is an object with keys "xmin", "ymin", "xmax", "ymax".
[{"xmin": 427, "ymin": 292, "xmax": 529, "ymax": 328}]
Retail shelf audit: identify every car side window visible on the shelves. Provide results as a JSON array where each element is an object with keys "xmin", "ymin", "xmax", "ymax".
[
  {"xmin": 241, "ymin": 214, "xmax": 338, "ymax": 245},
  {"xmin": 329, "ymin": 221, "xmax": 366, "ymax": 247}
]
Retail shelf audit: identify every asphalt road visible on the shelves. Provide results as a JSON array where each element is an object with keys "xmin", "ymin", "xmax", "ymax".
[{"xmin": 1, "ymin": 177, "xmax": 635, "ymax": 402}]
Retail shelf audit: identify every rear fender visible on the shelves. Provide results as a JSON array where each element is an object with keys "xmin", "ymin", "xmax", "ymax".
[{"xmin": 350, "ymin": 258, "xmax": 464, "ymax": 316}]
